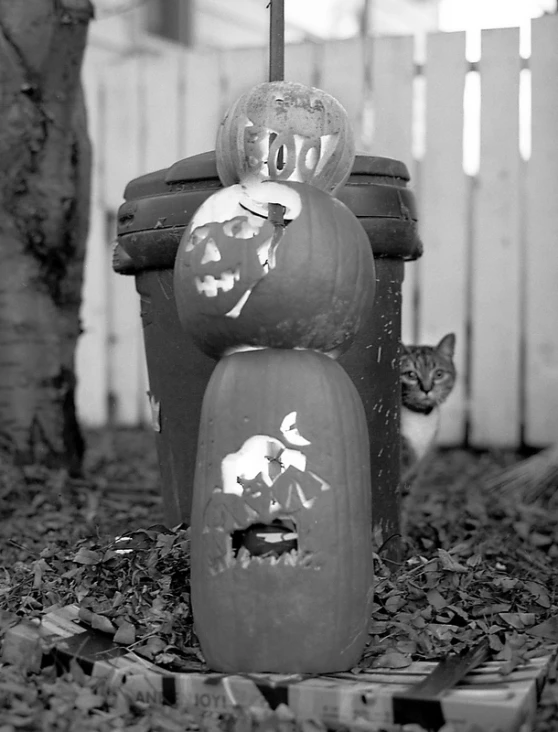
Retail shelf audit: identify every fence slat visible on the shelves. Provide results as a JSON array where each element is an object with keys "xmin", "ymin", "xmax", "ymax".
[
  {"xmin": 370, "ymin": 35, "xmax": 415, "ymax": 172},
  {"xmin": 132, "ymin": 52, "xmax": 183, "ymax": 426},
  {"xmin": 419, "ymin": 31, "xmax": 467, "ymax": 445},
  {"xmin": 140, "ymin": 50, "xmax": 182, "ymax": 172},
  {"xmin": 319, "ymin": 39, "xmax": 365, "ymax": 141},
  {"xmin": 368, "ymin": 35, "xmax": 416, "ymax": 345},
  {"xmin": 76, "ymin": 50, "xmax": 108, "ymax": 427},
  {"xmin": 178, "ymin": 49, "xmax": 222, "ymax": 158},
  {"xmin": 219, "ymin": 46, "xmax": 268, "ymax": 113},
  {"xmin": 470, "ymin": 28, "xmax": 521, "ymax": 447},
  {"xmin": 284, "ymin": 42, "xmax": 319, "ymax": 87},
  {"xmin": 525, "ymin": 15, "xmax": 558, "ymax": 446},
  {"xmin": 101, "ymin": 56, "xmax": 147, "ymax": 426}
]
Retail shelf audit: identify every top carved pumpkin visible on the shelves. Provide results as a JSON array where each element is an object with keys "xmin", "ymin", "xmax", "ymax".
[
  {"xmin": 173, "ymin": 179, "xmax": 375, "ymax": 359},
  {"xmin": 216, "ymin": 81, "xmax": 355, "ymax": 196}
]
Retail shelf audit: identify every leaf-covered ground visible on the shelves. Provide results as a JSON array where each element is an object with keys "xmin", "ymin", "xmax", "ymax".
[{"xmin": 1, "ymin": 428, "xmax": 557, "ymax": 731}]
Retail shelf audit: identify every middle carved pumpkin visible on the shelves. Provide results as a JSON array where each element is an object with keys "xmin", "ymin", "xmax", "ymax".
[{"xmin": 173, "ymin": 180, "xmax": 376, "ymax": 359}]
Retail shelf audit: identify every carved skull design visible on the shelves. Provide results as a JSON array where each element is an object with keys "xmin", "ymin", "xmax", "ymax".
[{"xmin": 176, "ymin": 182, "xmax": 302, "ymax": 320}]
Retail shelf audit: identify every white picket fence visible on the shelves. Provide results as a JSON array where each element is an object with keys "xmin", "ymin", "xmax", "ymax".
[{"xmin": 76, "ymin": 15, "xmax": 558, "ymax": 448}]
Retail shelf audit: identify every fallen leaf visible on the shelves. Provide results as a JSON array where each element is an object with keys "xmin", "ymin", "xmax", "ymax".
[
  {"xmin": 437, "ymin": 549, "xmax": 468, "ymax": 573},
  {"xmin": 396, "ymin": 639, "xmax": 417, "ymax": 655},
  {"xmin": 427, "ymin": 588, "xmax": 447, "ymax": 611},
  {"xmin": 373, "ymin": 651, "xmax": 412, "ymax": 669},
  {"xmin": 524, "ymin": 580, "xmax": 551, "ymax": 608},
  {"xmin": 78, "ymin": 607, "xmax": 116, "ymax": 635},
  {"xmin": 385, "ymin": 594, "xmax": 406, "ymax": 613},
  {"xmin": 526, "ymin": 617, "xmax": 558, "ymax": 642},
  {"xmin": 471, "ymin": 603, "xmax": 511, "ymax": 618},
  {"xmin": 428, "ymin": 623, "xmax": 455, "ymax": 641},
  {"xmin": 114, "ymin": 620, "xmax": 136, "ymax": 645},
  {"xmin": 72, "ymin": 548, "xmax": 102, "ymax": 566},
  {"xmin": 137, "ymin": 635, "xmax": 166, "ymax": 659},
  {"xmin": 466, "ymin": 554, "xmax": 482, "ymax": 568},
  {"xmin": 492, "ymin": 577, "xmax": 518, "ymax": 591},
  {"xmin": 499, "ymin": 612, "xmax": 536, "ymax": 629},
  {"xmin": 530, "ymin": 532, "xmax": 552, "ymax": 547},
  {"xmin": 75, "ymin": 688, "xmax": 103, "ymax": 711}
]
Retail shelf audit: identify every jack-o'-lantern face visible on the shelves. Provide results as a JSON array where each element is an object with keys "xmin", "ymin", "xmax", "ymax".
[
  {"xmin": 185, "ymin": 217, "xmax": 274, "ymax": 319},
  {"xmin": 216, "ymin": 81, "xmax": 355, "ymax": 195},
  {"xmin": 201, "ymin": 411, "xmax": 331, "ymax": 575},
  {"xmin": 176, "ymin": 181, "xmax": 302, "ymax": 320}
]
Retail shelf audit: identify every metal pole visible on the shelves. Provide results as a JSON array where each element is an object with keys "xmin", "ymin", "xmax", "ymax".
[
  {"xmin": 268, "ymin": 0, "xmax": 285, "ymax": 226},
  {"xmin": 268, "ymin": 0, "xmax": 285, "ymax": 81}
]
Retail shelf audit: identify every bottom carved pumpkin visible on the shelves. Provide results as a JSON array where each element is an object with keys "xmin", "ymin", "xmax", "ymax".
[{"xmin": 190, "ymin": 348, "xmax": 374, "ymax": 673}]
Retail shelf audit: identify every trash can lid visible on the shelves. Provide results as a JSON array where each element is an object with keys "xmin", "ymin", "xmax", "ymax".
[
  {"xmin": 165, "ymin": 150, "xmax": 222, "ymax": 185},
  {"xmin": 350, "ymin": 153, "xmax": 410, "ymax": 181},
  {"xmin": 123, "ymin": 150, "xmax": 410, "ymax": 201},
  {"xmin": 115, "ymin": 150, "xmax": 422, "ymax": 274}
]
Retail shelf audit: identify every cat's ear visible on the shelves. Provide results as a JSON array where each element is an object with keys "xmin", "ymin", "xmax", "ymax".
[
  {"xmin": 437, "ymin": 333, "xmax": 456, "ymax": 358},
  {"xmin": 400, "ymin": 342, "xmax": 412, "ymax": 355}
]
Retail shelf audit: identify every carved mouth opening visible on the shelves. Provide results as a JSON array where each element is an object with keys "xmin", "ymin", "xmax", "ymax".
[{"xmin": 231, "ymin": 518, "xmax": 298, "ymax": 559}]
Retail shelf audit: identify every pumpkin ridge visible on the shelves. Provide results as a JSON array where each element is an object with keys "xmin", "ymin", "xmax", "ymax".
[{"xmin": 327, "ymin": 351, "xmax": 373, "ymax": 650}]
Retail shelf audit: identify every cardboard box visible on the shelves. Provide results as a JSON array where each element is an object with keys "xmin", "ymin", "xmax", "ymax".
[{"xmin": 3, "ymin": 605, "xmax": 556, "ymax": 732}]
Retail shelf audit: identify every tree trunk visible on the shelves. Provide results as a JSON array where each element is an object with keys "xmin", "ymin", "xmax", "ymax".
[{"xmin": 0, "ymin": 0, "xmax": 94, "ymax": 474}]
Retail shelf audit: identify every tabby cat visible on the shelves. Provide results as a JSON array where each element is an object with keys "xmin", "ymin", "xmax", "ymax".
[{"xmin": 400, "ymin": 333, "xmax": 457, "ymax": 486}]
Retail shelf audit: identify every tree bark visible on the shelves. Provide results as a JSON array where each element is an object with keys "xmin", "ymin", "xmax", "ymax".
[{"xmin": 0, "ymin": 0, "xmax": 94, "ymax": 473}]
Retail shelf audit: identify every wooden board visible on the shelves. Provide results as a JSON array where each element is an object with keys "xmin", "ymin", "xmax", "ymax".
[
  {"xmin": 178, "ymin": 48, "xmax": 222, "ymax": 159},
  {"xmin": 470, "ymin": 27, "xmax": 521, "ymax": 447},
  {"xmin": 101, "ymin": 57, "xmax": 149, "ymax": 426},
  {"xmin": 134, "ymin": 51, "xmax": 186, "ymax": 425},
  {"xmin": 524, "ymin": 15, "xmax": 558, "ymax": 446},
  {"xmin": 419, "ymin": 31, "xmax": 467, "ymax": 445},
  {"xmin": 139, "ymin": 48, "xmax": 182, "ymax": 173},
  {"xmin": 369, "ymin": 35, "xmax": 415, "ymax": 175},
  {"xmin": 319, "ymin": 39, "xmax": 365, "ymax": 142},
  {"xmin": 76, "ymin": 51, "xmax": 109, "ymax": 427},
  {"xmin": 218, "ymin": 46, "xmax": 268, "ymax": 114},
  {"xmin": 367, "ymin": 34, "xmax": 416, "ymax": 345},
  {"xmin": 284, "ymin": 42, "xmax": 319, "ymax": 87}
]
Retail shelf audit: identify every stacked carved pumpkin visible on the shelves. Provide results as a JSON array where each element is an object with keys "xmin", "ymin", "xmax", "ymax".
[{"xmin": 174, "ymin": 81, "xmax": 376, "ymax": 673}]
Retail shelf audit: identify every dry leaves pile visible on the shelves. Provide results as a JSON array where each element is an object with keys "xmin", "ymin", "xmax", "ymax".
[{"xmin": 0, "ymin": 431, "xmax": 557, "ymax": 731}]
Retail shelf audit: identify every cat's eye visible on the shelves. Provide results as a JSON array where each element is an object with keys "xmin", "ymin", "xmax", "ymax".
[
  {"xmin": 403, "ymin": 370, "xmax": 418, "ymax": 380},
  {"xmin": 433, "ymin": 369, "xmax": 446, "ymax": 379}
]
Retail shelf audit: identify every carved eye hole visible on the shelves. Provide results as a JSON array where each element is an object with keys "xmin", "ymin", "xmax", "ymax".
[{"xmin": 274, "ymin": 144, "xmax": 286, "ymax": 171}]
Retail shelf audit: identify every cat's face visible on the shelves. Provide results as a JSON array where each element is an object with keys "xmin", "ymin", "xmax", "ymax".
[{"xmin": 400, "ymin": 333, "xmax": 456, "ymax": 413}]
